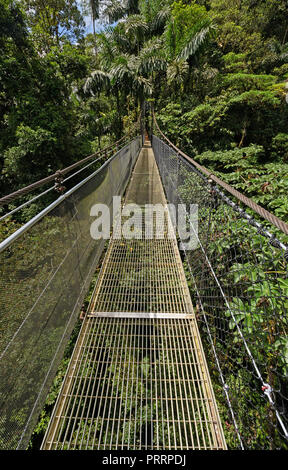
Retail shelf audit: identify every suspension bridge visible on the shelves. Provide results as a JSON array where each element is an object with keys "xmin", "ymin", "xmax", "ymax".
[{"xmin": 0, "ymin": 109, "xmax": 287, "ymax": 450}]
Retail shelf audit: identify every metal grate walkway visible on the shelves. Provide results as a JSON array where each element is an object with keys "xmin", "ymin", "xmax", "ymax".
[{"xmin": 41, "ymin": 143, "xmax": 226, "ymax": 450}]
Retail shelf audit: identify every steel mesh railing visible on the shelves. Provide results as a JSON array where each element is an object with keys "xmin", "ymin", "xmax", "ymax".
[
  {"xmin": 152, "ymin": 134, "xmax": 288, "ymax": 449},
  {"xmin": 0, "ymin": 137, "xmax": 141, "ymax": 450}
]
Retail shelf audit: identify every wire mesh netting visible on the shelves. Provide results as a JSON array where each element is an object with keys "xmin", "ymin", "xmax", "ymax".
[
  {"xmin": 41, "ymin": 144, "xmax": 226, "ymax": 450},
  {"xmin": 0, "ymin": 137, "xmax": 141, "ymax": 450},
  {"xmin": 152, "ymin": 135, "xmax": 288, "ymax": 449}
]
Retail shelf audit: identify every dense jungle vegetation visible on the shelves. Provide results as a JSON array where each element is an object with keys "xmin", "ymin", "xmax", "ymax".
[
  {"xmin": 1, "ymin": 0, "xmax": 288, "ymax": 451},
  {"xmin": 1, "ymin": 0, "xmax": 288, "ymax": 226}
]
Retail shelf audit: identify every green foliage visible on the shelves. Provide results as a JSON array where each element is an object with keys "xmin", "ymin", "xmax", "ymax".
[
  {"xmin": 23, "ymin": 0, "xmax": 85, "ymax": 52},
  {"xmin": 165, "ymin": 0, "xmax": 211, "ymax": 59},
  {"xmin": 193, "ymin": 146, "xmax": 288, "ymax": 222},
  {"xmin": 222, "ymin": 52, "xmax": 249, "ymax": 73},
  {"xmin": 178, "ymin": 161, "xmax": 288, "ymax": 448},
  {"xmin": 223, "ymin": 73, "xmax": 277, "ymax": 92},
  {"xmin": 4, "ymin": 125, "xmax": 56, "ymax": 182},
  {"xmin": 0, "ymin": 0, "xmax": 125, "ymax": 200},
  {"xmin": 271, "ymin": 133, "xmax": 288, "ymax": 162}
]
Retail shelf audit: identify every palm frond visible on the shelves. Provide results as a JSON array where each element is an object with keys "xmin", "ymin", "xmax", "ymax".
[
  {"xmin": 126, "ymin": 0, "xmax": 140, "ymax": 15},
  {"xmin": 102, "ymin": 0, "xmax": 126, "ymax": 23},
  {"xmin": 138, "ymin": 37, "xmax": 167, "ymax": 75},
  {"xmin": 178, "ymin": 24, "xmax": 215, "ymax": 61},
  {"xmin": 151, "ymin": 6, "xmax": 171, "ymax": 34},
  {"xmin": 124, "ymin": 14, "xmax": 148, "ymax": 36},
  {"xmin": 111, "ymin": 28, "xmax": 132, "ymax": 53},
  {"xmin": 109, "ymin": 54, "xmax": 133, "ymax": 83},
  {"xmin": 132, "ymin": 76, "xmax": 153, "ymax": 96},
  {"xmin": 139, "ymin": 37, "xmax": 165, "ymax": 56},
  {"xmin": 84, "ymin": 70, "xmax": 111, "ymax": 95},
  {"xmin": 97, "ymin": 31, "xmax": 114, "ymax": 57},
  {"xmin": 167, "ymin": 59, "xmax": 189, "ymax": 85}
]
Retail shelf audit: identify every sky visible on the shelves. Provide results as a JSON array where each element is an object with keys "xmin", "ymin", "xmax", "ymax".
[{"xmin": 77, "ymin": 1, "xmax": 112, "ymax": 34}]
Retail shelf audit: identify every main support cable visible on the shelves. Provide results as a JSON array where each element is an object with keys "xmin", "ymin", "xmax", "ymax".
[
  {"xmin": 0, "ymin": 146, "xmax": 127, "ymax": 222},
  {"xmin": 0, "ymin": 118, "xmax": 140, "ymax": 208},
  {"xmin": 153, "ymin": 110, "xmax": 288, "ymax": 238}
]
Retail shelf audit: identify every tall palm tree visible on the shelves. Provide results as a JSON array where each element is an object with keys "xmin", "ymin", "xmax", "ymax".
[
  {"xmin": 82, "ymin": 0, "xmax": 100, "ymax": 37},
  {"xmin": 84, "ymin": 2, "xmax": 215, "ymax": 136},
  {"xmin": 91, "ymin": 0, "xmax": 100, "ymax": 36}
]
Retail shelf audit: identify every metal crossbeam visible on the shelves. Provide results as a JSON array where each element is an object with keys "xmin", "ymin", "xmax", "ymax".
[{"xmin": 87, "ymin": 312, "xmax": 193, "ymax": 319}]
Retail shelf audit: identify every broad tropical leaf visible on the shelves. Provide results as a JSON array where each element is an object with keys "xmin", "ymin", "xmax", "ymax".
[
  {"xmin": 84, "ymin": 70, "xmax": 111, "ymax": 94},
  {"xmin": 178, "ymin": 24, "xmax": 215, "ymax": 61}
]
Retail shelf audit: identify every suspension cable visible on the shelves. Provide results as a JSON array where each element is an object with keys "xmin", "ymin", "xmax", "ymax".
[
  {"xmin": 0, "ymin": 186, "xmax": 55, "ymax": 222},
  {"xmin": 0, "ymin": 140, "xmax": 132, "ymax": 222},
  {"xmin": 0, "ymin": 118, "xmax": 140, "ymax": 208},
  {"xmin": 152, "ymin": 110, "xmax": 288, "ymax": 237}
]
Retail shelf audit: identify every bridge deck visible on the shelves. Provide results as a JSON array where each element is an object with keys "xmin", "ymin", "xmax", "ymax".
[{"xmin": 42, "ymin": 143, "xmax": 226, "ymax": 450}]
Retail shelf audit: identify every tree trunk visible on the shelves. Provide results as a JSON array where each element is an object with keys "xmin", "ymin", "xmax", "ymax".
[
  {"xmin": 115, "ymin": 89, "xmax": 122, "ymax": 140},
  {"xmin": 239, "ymin": 121, "xmax": 247, "ymax": 148}
]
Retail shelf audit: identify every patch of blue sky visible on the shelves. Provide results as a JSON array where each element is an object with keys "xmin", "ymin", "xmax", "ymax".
[{"xmin": 76, "ymin": 1, "xmax": 118, "ymax": 34}]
